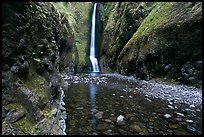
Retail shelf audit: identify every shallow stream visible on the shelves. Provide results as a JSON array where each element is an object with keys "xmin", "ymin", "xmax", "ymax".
[{"xmin": 63, "ymin": 73, "xmax": 202, "ymax": 135}]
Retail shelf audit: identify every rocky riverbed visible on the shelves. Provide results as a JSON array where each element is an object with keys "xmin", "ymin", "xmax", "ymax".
[{"xmin": 62, "ymin": 73, "xmax": 202, "ymax": 135}]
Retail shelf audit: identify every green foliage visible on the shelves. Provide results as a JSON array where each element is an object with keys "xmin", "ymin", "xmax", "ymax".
[
  {"xmin": 121, "ymin": 2, "xmax": 175, "ymax": 54},
  {"xmin": 23, "ymin": 71, "xmax": 49, "ymax": 108},
  {"xmin": 51, "ymin": 2, "xmax": 92, "ymax": 71},
  {"xmin": 12, "ymin": 117, "xmax": 35, "ymax": 135}
]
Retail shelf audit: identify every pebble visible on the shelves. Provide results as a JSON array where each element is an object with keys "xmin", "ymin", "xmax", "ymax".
[
  {"xmin": 164, "ymin": 114, "xmax": 172, "ymax": 119},
  {"xmin": 112, "ymin": 93, "xmax": 116, "ymax": 96},
  {"xmin": 190, "ymin": 104, "xmax": 195, "ymax": 108},
  {"xmin": 196, "ymin": 109, "xmax": 200, "ymax": 112},
  {"xmin": 95, "ymin": 111, "xmax": 104, "ymax": 119},
  {"xmin": 117, "ymin": 115, "xmax": 125, "ymax": 123},
  {"xmin": 129, "ymin": 95, "xmax": 132, "ymax": 98},
  {"xmin": 129, "ymin": 125, "xmax": 142, "ymax": 133},
  {"xmin": 148, "ymin": 122, "xmax": 153, "ymax": 126},
  {"xmin": 168, "ymin": 123, "xmax": 178, "ymax": 129},
  {"xmin": 107, "ymin": 129, "xmax": 112, "ymax": 133},
  {"xmin": 168, "ymin": 105, "xmax": 174, "ymax": 109},
  {"xmin": 96, "ymin": 123, "xmax": 110, "ymax": 131},
  {"xmin": 104, "ymin": 119, "xmax": 112, "ymax": 123},
  {"xmin": 92, "ymin": 132, "xmax": 98, "ymax": 135},
  {"xmin": 146, "ymin": 98, "xmax": 152, "ymax": 102},
  {"xmin": 76, "ymin": 107, "xmax": 83, "ymax": 110},
  {"xmin": 175, "ymin": 117, "xmax": 182, "ymax": 121},
  {"xmin": 186, "ymin": 126, "xmax": 196, "ymax": 133},
  {"xmin": 186, "ymin": 119, "xmax": 193, "ymax": 123},
  {"xmin": 147, "ymin": 128, "xmax": 153, "ymax": 133},
  {"xmin": 176, "ymin": 112, "xmax": 185, "ymax": 117}
]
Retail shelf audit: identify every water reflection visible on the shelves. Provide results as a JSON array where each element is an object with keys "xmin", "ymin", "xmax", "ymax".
[
  {"xmin": 90, "ymin": 72, "xmax": 100, "ymax": 77},
  {"xmin": 89, "ymin": 83, "xmax": 98, "ymax": 132}
]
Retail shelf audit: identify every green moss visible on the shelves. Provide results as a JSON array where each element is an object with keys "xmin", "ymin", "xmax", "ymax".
[
  {"xmin": 6, "ymin": 103, "xmax": 24, "ymax": 110},
  {"xmin": 23, "ymin": 72, "xmax": 49, "ymax": 109},
  {"xmin": 137, "ymin": 2, "xmax": 174, "ymax": 36},
  {"xmin": 51, "ymin": 2, "xmax": 92, "ymax": 71},
  {"xmin": 12, "ymin": 117, "xmax": 35, "ymax": 135},
  {"xmin": 122, "ymin": 2, "xmax": 175, "ymax": 51},
  {"xmin": 41, "ymin": 106, "xmax": 57, "ymax": 119}
]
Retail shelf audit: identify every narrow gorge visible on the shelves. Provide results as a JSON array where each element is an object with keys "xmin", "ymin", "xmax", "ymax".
[{"xmin": 2, "ymin": 2, "xmax": 202, "ymax": 135}]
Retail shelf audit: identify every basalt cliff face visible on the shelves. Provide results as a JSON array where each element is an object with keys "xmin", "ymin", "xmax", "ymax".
[
  {"xmin": 2, "ymin": 2, "xmax": 79, "ymax": 135},
  {"xmin": 100, "ymin": 2, "xmax": 202, "ymax": 87}
]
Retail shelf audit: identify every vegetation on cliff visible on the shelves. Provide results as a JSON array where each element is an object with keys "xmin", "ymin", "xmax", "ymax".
[
  {"xmin": 99, "ymin": 2, "xmax": 202, "ymax": 87},
  {"xmin": 2, "ymin": 2, "xmax": 78, "ymax": 135},
  {"xmin": 51, "ymin": 2, "xmax": 92, "ymax": 72}
]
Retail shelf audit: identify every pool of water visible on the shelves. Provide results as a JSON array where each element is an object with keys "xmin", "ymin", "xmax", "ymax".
[{"xmin": 63, "ymin": 74, "xmax": 202, "ymax": 135}]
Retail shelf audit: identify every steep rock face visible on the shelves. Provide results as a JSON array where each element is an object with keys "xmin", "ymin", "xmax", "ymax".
[
  {"xmin": 100, "ymin": 2, "xmax": 202, "ymax": 87},
  {"xmin": 2, "ymin": 2, "xmax": 78, "ymax": 135},
  {"xmin": 116, "ymin": 2, "xmax": 202, "ymax": 87},
  {"xmin": 51, "ymin": 2, "xmax": 92, "ymax": 72},
  {"xmin": 100, "ymin": 2, "xmax": 153, "ymax": 72}
]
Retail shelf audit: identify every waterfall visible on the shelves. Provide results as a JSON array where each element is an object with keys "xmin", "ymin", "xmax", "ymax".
[{"xmin": 89, "ymin": 3, "xmax": 100, "ymax": 73}]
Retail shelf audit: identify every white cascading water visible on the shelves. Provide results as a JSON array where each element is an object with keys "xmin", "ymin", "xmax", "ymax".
[{"xmin": 89, "ymin": 3, "xmax": 100, "ymax": 73}]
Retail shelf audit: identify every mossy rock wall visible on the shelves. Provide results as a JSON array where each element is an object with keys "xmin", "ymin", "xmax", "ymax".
[
  {"xmin": 100, "ymin": 2, "xmax": 202, "ymax": 87},
  {"xmin": 116, "ymin": 2, "xmax": 202, "ymax": 87},
  {"xmin": 51, "ymin": 2, "xmax": 93, "ymax": 72},
  {"xmin": 99, "ymin": 2, "xmax": 153, "ymax": 72},
  {"xmin": 2, "ymin": 2, "xmax": 77, "ymax": 135}
]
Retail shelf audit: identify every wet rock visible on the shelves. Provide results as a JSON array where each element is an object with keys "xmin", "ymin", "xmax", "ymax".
[
  {"xmin": 95, "ymin": 111, "xmax": 103, "ymax": 120},
  {"xmin": 11, "ymin": 65, "xmax": 20, "ymax": 74},
  {"xmin": 61, "ymin": 81, "xmax": 69, "ymax": 91},
  {"xmin": 40, "ymin": 57, "xmax": 50, "ymax": 70},
  {"xmin": 146, "ymin": 98, "xmax": 152, "ymax": 102},
  {"xmin": 48, "ymin": 63, "xmax": 54, "ymax": 72},
  {"xmin": 186, "ymin": 119, "xmax": 193, "ymax": 123},
  {"xmin": 175, "ymin": 117, "xmax": 182, "ymax": 122},
  {"xmin": 49, "ymin": 75, "xmax": 60, "ymax": 100},
  {"xmin": 76, "ymin": 107, "xmax": 83, "ymax": 110},
  {"xmin": 129, "ymin": 124, "xmax": 142, "ymax": 133},
  {"xmin": 176, "ymin": 112, "xmax": 185, "ymax": 117},
  {"xmin": 147, "ymin": 128, "xmax": 153, "ymax": 133},
  {"xmin": 18, "ymin": 86, "xmax": 32, "ymax": 99},
  {"xmin": 173, "ymin": 129, "xmax": 187, "ymax": 135},
  {"xmin": 116, "ymin": 115, "xmax": 125, "ymax": 125},
  {"xmin": 92, "ymin": 132, "xmax": 98, "ymax": 135},
  {"xmin": 186, "ymin": 126, "xmax": 196, "ymax": 134},
  {"xmin": 5, "ymin": 109, "xmax": 26, "ymax": 123},
  {"xmin": 104, "ymin": 119, "xmax": 112, "ymax": 123},
  {"xmin": 96, "ymin": 123, "xmax": 110, "ymax": 131},
  {"xmin": 164, "ymin": 114, "xmax": 171, "ymax": 119},
  {"xmin": 168, "ymin": 105, "xmax": 174, "ymax": 109},
  {"xmin": 190, "ymin": 104, "xmax": 195, "ymax": 108},
  {"xmin": 168, "ymin": 123, "xmax": 178, "ymax": 129}
]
